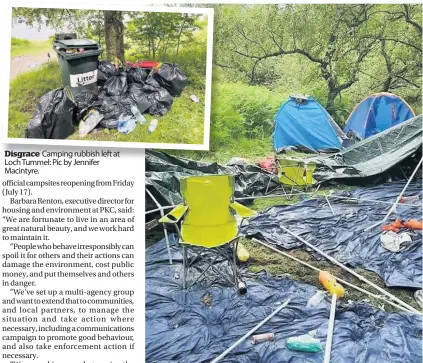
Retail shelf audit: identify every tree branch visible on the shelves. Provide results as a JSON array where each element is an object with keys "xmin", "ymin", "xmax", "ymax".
[{"xmin": 403, "ymin": 4, "xmax": 422, "ymax": 35}]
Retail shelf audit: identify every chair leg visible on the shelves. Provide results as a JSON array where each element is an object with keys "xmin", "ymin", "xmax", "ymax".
[
  {"xmin": 233, "ymin": 239, "xmax": 238, "ymax": 286},
  {"xmin": 182, "ymin": 245, "xmax": 187, "ymax": 289},
  {"xmin": 163, "ymin": 224, "xmax": 173, "ymax": 265}
]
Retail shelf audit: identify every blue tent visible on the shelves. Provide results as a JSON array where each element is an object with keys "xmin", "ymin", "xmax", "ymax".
[
  {"xmin": 273, "ymin": 96, "xmax": 343, "ymax": 153},
  {"xmin": 344, "ymin": 92, "xmax": 415, "ymax": 139}
]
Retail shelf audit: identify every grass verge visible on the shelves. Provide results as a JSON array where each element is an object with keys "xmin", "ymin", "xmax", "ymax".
[{"xmin": 11, "ymin": 38, "xmax": 52, "ymax": 58}]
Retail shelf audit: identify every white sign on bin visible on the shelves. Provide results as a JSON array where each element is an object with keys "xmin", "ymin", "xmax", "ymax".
[{"xmin": 70, "ymin": 69, "xmax": 98, "ymax": 87}]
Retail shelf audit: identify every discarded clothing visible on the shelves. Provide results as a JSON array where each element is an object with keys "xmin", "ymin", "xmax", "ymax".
[
  {"xmin": 242, "ymin": 180, "xmax": 422, "ymax": 288},
  {"xmin": 380, "ymin": 231, "xmax": 412, "ymax": 252},
  {"xmin": 146, "ymin": 236, "xmax": 422, "ymax": 363}
]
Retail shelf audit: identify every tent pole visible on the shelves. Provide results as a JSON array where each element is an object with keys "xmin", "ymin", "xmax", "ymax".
[
  {"xmin": 363, "ymin": 157, "xmax": 423, "ymax": 232},
  {"xmin": 145, "ymin": 205, "xmax": 175, "ymax": 215},
  {"xmin": 279, "ymin": 226, "xmax": 421, "ymax": 314},
  {"xmin": 146, "ymin": 189, "xmax": 173, "ymax": 264},
  {"xmin": 252, "ymin": 239, "xmax": 415, "ymax": 314}
]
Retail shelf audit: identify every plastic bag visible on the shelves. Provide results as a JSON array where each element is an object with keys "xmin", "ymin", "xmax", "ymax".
[
  {"xmin": 98, "ymin": 95, "xmax": 132, "ymax": 128},
  {"xmin": 79, "ymin": 110, "xmax": 104, "ymax": 137},
  {"xmin": 127, "ymin": 67, "xmax": 147, "ymax": 84},
  {"xmin": 74, "ymin": 91, "xmax": 98, "ymax": 121},
  {"xmin": 152, "ymin": 63, "xmax": 188, "ymax": 97},
  {"xmin": 97, "ymin": 61, "xmax": 116, "ymax": 86},
  {"xmin": 128, "ymin": 83, "xmax": 152, "ymax": 113},
  {"xmin": 25, "ymin": 88, "xmax": 76, "ymax": 139},
  {"xmin": 147, "ymin": 88, "xmax": 173, "ymax": 116},
  {"xmin": 117, "ymin": 114, "xmax": 137, "ymax": 135},
  {"xmin": 143, "ymin": 77, "xmax": 162, "ymax": 92},
  {"xmin": 103, "ymin": 72, "xmax": 128, "ymax": 96}
]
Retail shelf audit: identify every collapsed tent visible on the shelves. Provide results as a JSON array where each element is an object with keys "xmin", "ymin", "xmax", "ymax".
[
  {"xmin": 310, "ymin": 115, "xmax": 422, "ymax": 183},
  {"xmin": 146, "ymin": 150, "xmax": 279, "ymax": 210},
  {"xmin": 243, "ymin": 180, "xmax": 422, "ymax": 288},
  {"xmin": 273, "ymin": 96, "xmax": 346, "ymax": 153},
  {"xmin": 146, "ymin": 236, "xmax": 422, "ymax": 363},
  {"xmin": 344, "ymin": 92, "xmax": 415, "ymax": 139}
]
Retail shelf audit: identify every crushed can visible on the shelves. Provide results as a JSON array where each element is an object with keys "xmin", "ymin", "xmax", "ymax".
[{"xmin": 251, "ymin": 333, "xmax": 275, "ymax": 345}]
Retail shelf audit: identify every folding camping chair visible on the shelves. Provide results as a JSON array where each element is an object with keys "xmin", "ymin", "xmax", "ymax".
[
  {"xmin": 268, "ymin": 156, "xmax": 318, "ymax": 199},
  {"xmin": 159, "ymin": 175, "xmax": 256, "ymax": 290}
]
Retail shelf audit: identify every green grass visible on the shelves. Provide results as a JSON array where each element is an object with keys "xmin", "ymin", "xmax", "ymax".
[
  {"xmin": 8, "ymin": 61, "xmax": 205, "ymax": 144},
  {"xmin": 11, "ymin": 37, "xmax": 52, "ymax": 58},
  {"xmin": 8, "ymin": 61, "xmax": 62, "ymax": 137}
]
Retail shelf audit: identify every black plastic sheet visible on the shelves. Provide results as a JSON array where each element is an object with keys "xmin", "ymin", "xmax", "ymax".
[
  {"xmin": 25, "ymin": 88, "xmax": 76, "ymax": 139},
  {"xmin": 152, "ymin": 63, "xmax": 188, "ymax": 97},
  {"xmin": 146, "ymin": 236, "xmax": 422, "ymax": 363},
  {"xmin": 243, "ymin": 180, "xmax": 422, "ymax": 288},
  {"xmin": 310, "ymin": 115, "xmax": 422, "ymax": 182},
  {"xmin": 145, "ymin": 150, "xmax": 279, "ymax": 210}
]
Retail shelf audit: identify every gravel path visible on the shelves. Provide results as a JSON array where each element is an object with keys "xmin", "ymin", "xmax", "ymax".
[{"xmin": 10, "ymin": 52, "xmax": 57, "ymax": 80}]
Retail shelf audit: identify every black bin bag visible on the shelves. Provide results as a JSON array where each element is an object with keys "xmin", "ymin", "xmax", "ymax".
[
  {"xmin": 152, "ymin": 63, "xmax": 188, "ymax": 97},
  {"xmin": 97, "ymin": 95, "xmax": 132, "ymax": 129},
  {"xmin": 103, "ymin": 71, "xmax": 128, "ymax": 96},
  {"xmin": 127, "ymin": 67, "xmax": 148, "ymax": 84},
  {"xmin": 25, "ymin": 89, "xmax": 76, "ymax": 139},
  {"xmin": 128, "ymin": 83, "xmax": 152, "ymax": 113},
  {"xmin": 74, "ymin": 91, "xmax": 98, "ymax": 121},
  {"xmin": 147, "ymin": 88, "xmax": 173, "ymax": 116},
  {"xmin": 97, "ymin": 61, "xmax": 116, "ymax": 86}
]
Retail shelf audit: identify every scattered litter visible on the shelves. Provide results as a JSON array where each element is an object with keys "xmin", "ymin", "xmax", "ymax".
[
  {"xmin": 148, "ymin": 119, "xmax": 158, "ymax": 134},
  {"xmin": 306, "ymin": 290, "xmax": 326, "ymax": 308},
  {"xmin": 236, "ymin": 242, "xmax": 249, "ymax": 262},
  {"xmin": 79, "ymin": 110, "xmax": 104, "ymax": 137},
  {"xmin": 117, "ymin": 114, "xmax": 137, "ymax": 135},
  {"xmin": 227, "ymin": 157, "xmax": 249, "ymax": 166},
  {"xmin": 200, "ymin": 292, "xmax": 213, "ymax": 307},
  {"xmin": 130, "ymin": 104, "xmax": 147, "ymax": 124},
  {"xmin": 251, "ymin": 333, "xmax": 274, "ymax": 345},
  {"xmin": 287, "ymin": 334, "xmax": 323, "ymax": 352},
  {"xmin": 400, "ymin": 195, "xmax": 420, "ymax": 203},
  {"xmin": 380, "ymin": 231, "xmax": 412, "ymax": 252},
  {"xmin": 190, "ymin": 94, "xmax": 200, "ymax": 103}
]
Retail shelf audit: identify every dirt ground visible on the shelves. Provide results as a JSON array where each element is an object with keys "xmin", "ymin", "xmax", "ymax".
[{"xmin": 10, "ymin": 52, "xmax": 56, "ymax": 80}]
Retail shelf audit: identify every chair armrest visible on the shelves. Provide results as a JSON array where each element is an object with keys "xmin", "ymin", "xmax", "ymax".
[
  {"xmin": 230, "ymin": 202, "xmax": 256, "ymax": 218},
  {"xmin": 159, "ymin": 205, "xmax": 188, "ymax": 224}
]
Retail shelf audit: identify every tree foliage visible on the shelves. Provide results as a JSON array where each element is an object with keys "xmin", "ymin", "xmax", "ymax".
[{"xmin": 214, "ymin": 4, "xmax": 422, "ymax": 114}]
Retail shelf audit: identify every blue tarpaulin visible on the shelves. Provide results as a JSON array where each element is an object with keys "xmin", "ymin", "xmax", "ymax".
[
  {"xmin": 243, "ymin": 180, "xmax": 422, "ymax": 289},
  {"xmin": 344, "ymin": 93, "xmax": 415, "ymax": 139},
  {"xmin": 273, "ymin": 96, "xmax": 343, "ymax": 153},
  {"xmin": 146, "ymin": 236, "xmax": 422, "ymax": 363}
]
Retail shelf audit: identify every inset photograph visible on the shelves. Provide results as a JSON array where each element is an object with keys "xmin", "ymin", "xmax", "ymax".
[{"xmin": 6, "ymin": 6, "xmax": 213, "ymax": 149}]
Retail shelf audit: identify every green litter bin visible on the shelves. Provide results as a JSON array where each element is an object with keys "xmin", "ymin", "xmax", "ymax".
[{"xmin": 53, "ymin": 33, "xmax": 102, "ymax": 97}]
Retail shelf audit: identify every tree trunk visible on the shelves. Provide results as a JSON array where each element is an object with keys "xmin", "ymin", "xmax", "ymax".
[{"xmin": 103, "ymin": 11, "xmax": 125, "ymax": 62}]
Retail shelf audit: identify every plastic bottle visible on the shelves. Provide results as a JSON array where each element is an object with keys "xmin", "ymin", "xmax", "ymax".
[
  {"xmin": 287, "ymin": 334, "xmax": 322, "ymax": 352},
  {"xmin": 148, "ymin": 119, "xmax": 159, "ymax": 134},
  {"xmin": 306, "ymin": 290, "xmax": 326, "ymax": 308},
  {"xmin": 130, "ymin": 104, "xmax": 146, "ymax": 124},
  {"xmin": 236, "ymin": 242, "xmax": 250, "ymax": 262}
]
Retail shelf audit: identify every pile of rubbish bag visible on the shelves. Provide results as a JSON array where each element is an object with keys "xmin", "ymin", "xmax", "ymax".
[
  {"xmin": 26, "ymin": 61, "xmax": 188, "ymax": 139},
  {"xmin": 146, "ymin": 235, "xmax": 423, "ymax": 363}
]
